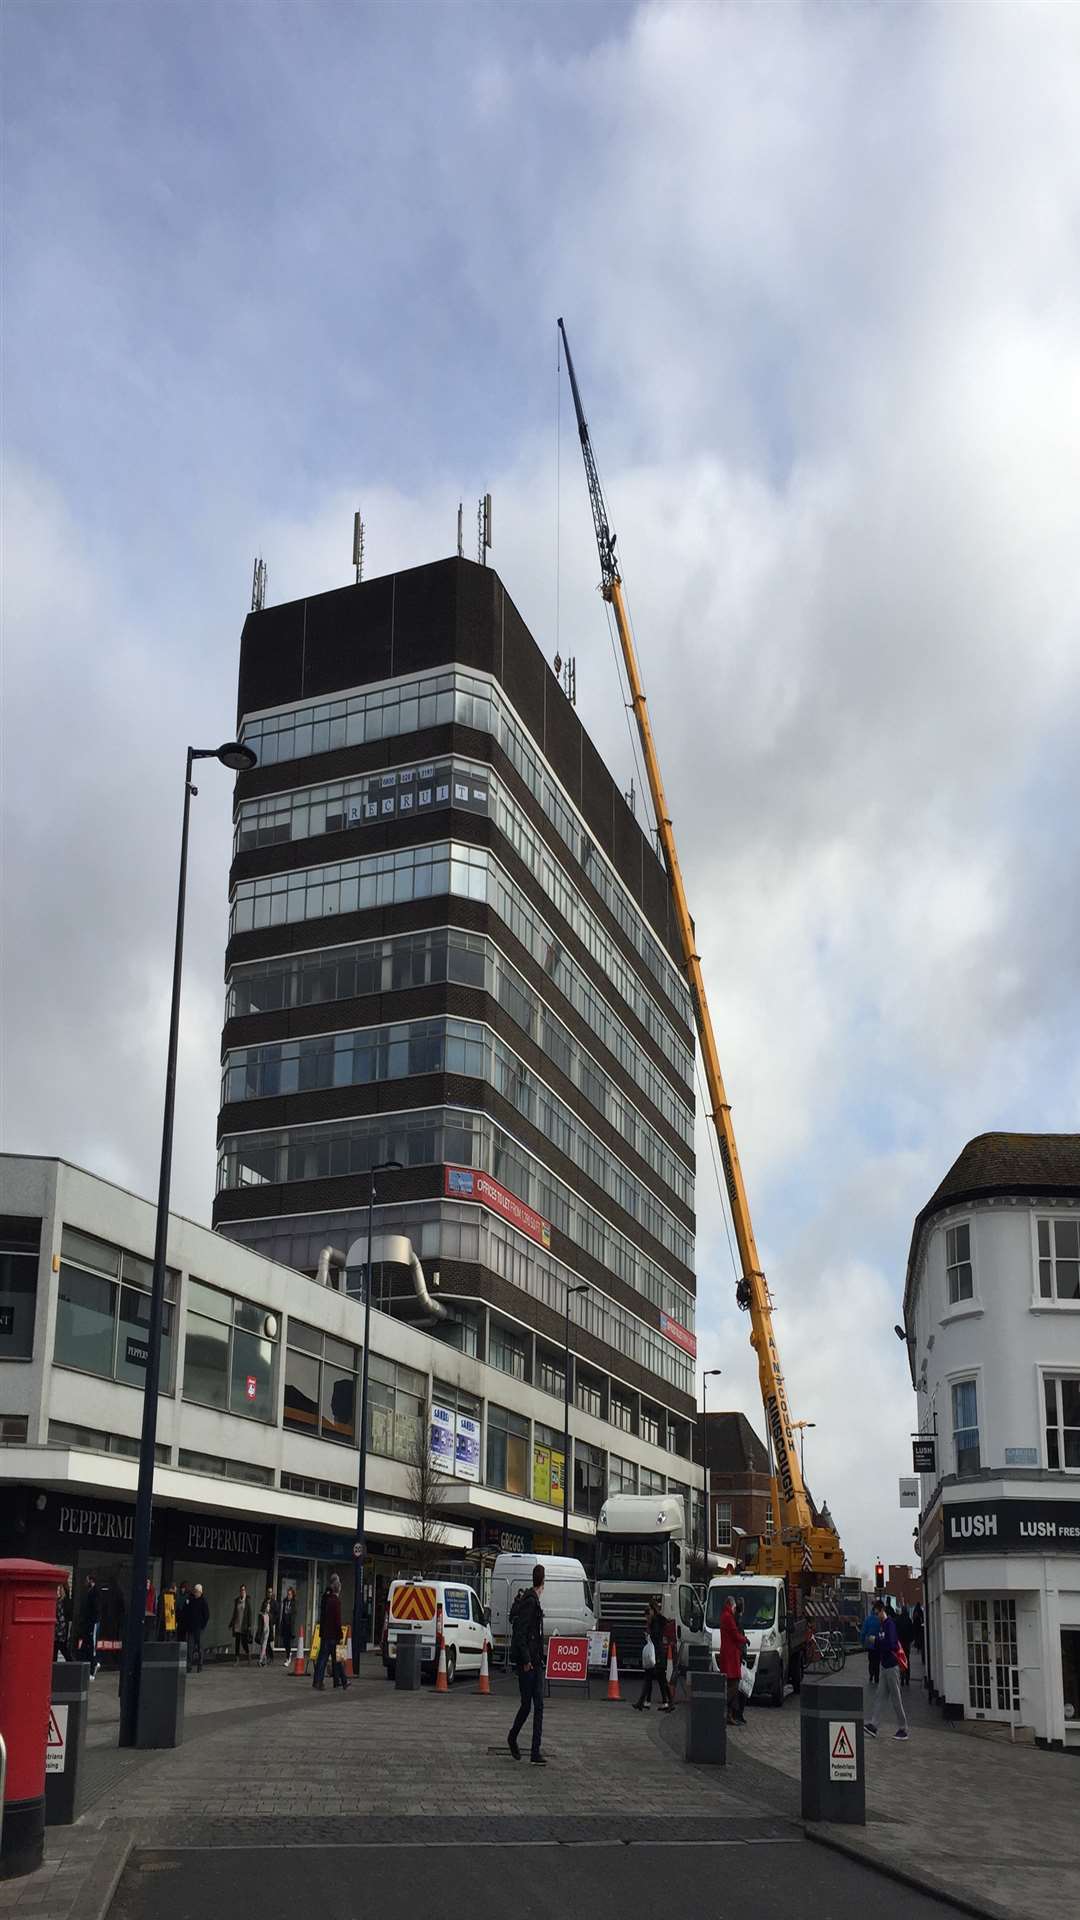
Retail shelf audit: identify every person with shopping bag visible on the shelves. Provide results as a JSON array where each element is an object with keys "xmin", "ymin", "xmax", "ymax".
[
  {"xmin": 718, "ymin": 1595, "xmax": 748, "ymax": 1725},
  {"xmin": 633, "ymin": 1599, "xmax": 672, "ymax": 1713}
]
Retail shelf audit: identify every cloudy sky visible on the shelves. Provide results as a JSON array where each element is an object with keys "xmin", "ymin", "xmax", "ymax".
[{"xmin": 4, "ymin": 1, "xmax": 1079, "ymax": 1572}]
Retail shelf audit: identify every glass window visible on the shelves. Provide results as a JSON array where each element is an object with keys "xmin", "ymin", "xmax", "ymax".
[
  {"xmin": 183, "ymin": 1312, "xmax": 230, "ymax": 1410},
  {"xmin": 487, "ymin": 1404, "xmax": 529, "ymax": 1496},
  {"xmin": 574, "ymin": 1439, "xmax": 605, "ymax": 1518},
  {"xmin": 1037, "ymin": 1219, "xmax": 1080, "ymax": 1302},
  {"xmin": 609, "ymin": 1454, "xmax": 637, "ymax": 1496},
  {"xmin": 952, "ymin": 1378, "xmax": 980, "ymax": 1474},
  {"xmin": 183, "ymin": 1284, "xmax": 279, "ymax": 1422},
  {"xmin": 489, "ymin": 1322, "xmax": 528, "ymax": 1381},
  {"xmin": 284, "ymin": 1348, "xmax": 320, "ymax": 1435},
  {"xmin": 60, "ymin": 1227, "xmax": 120, "ymax": 1276},
  {"xmin": 55, "ymin": 1265, "xmax": 116, "ymax": 1377},
  {"xmin": 1044, "ymin": 1375, "xmax": 1080, "ymax": 1470},
  {"xmin": 0, "ymin": 1217, "xmax": 40, "ymax": 1359},
  {"xmin": 946, "ymin": 1223, "xmax": 973, "ymax": 1306},
  {"xmin": 714, "ymin": 1500, "xmax": 733, "ymax": 1550}
]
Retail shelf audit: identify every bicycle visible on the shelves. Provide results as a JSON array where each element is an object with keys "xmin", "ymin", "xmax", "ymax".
[{"xmin": 804, "ymin": 1625, "xmax": 847, "ymax": 1674}]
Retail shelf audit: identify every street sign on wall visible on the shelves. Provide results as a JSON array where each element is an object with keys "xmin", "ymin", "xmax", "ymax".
[
  {"xmin": 899, "ymin": 1478, "xmax": 920, "ymax": 1508},
  {"xmin": 912, "ymin": 1438, "xmax": 936, "ymax": 1473}
]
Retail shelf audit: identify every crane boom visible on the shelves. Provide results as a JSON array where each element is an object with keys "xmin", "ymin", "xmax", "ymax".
[{"xmin": 558, "ymin": 319, "xmax": 841, "ymax": 1572}]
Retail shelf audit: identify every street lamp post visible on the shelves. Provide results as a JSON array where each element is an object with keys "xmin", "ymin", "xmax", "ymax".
[
  {"xmin": 561, "ymin": 1284, "xmax": 588, "ymax": 1557},
  {"xmin": 701, "ymin": 1369, "xmax": 722, "ymax": 1579},
  {"xmin": 118, "ymin": 740, "xmax": 257, "ymax": 1749},
  {"xmin": 351, "ymin": 1158, "xmax": 403, "ymax": 1665}
]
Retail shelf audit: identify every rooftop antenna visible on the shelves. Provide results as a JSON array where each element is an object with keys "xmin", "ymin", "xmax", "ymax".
[
  {"xmin": 625, "ymin": 778, "xmax": 636, "ymax": 817},
  {"xmin": 251, "ymin": 556, "xmax": 268, "ymax": 612},
  {"xmin": 478, "ymin": 492, "xmax": 492, "ymax": 566},
  {"xmin": 457, "ymin": 502, "xmax": 464, "ymax": 558},
  {"xmin": 561, "ymin": 655, "xmax": 577, "ymax": 707},
  {"xmin": 352, "ymin": 512, "xmax": 365, "ymax": 584}
]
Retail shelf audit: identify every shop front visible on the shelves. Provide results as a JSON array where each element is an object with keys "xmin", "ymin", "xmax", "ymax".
[
  {"xmin": 167, "ymin": 1512, "xmax": 275, "ymax": 1658},
  {"xmin": 925, "ymin": 1491, "xmax": 1080, "ymax": 1748}
]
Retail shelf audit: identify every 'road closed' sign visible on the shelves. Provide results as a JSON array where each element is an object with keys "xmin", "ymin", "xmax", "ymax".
[{"xmin": 546, "ymin": 1635, "xmax": 589, "ymax": 1684}]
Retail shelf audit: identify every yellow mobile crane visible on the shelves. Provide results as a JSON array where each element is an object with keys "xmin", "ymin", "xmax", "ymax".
[{"xmin": 558, "ymin": 319, "xmax": 843, "ymax": 1589}]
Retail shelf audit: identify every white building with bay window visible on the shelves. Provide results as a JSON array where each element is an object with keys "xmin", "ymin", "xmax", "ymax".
[{"xmin": 903, "ymin": 1133, "xmax": 1080, "ymax": 1749}]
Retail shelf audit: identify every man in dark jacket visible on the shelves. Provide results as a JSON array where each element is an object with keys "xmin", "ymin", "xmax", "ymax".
[
  {"xmin": 507, "ymin": 1565, "xmax": 546, "ymax": 1762},
  {"xmin": 865, "ymin": 1599, "xmax": 909, "ymax": 1739},
  {"xmin": 896, "ymin": 1605, "xmax": 915, "ymax": 1688},
  {"xmin": 77, "ymin": 1575, "xmax": 99, "ymax": 1678},
  {"xmin": 186, "ymin": 1585, "xmax": 209, "ymax": 1673},
  {"xmin": 313, "ymin": 1575, "xmax": 348, "ymax": 1691}
]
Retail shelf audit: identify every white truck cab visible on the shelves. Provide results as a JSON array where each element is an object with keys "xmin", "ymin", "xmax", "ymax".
[
  {"xmin": 595, "ymin": 1493, "xmax": 707, "ymax": 1669},
  {"xmin": 705, "ymin": 1572, "xmax": 806, "ymax": 1706}
]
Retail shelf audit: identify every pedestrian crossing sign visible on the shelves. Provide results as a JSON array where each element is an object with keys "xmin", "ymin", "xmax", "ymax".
[{"xmin": 828, "ymin": 1720, "xmax": 857, "ymax": 1781}]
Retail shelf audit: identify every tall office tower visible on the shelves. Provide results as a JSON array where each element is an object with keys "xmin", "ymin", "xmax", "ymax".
[{"xmin": 214, "ymin": 557, "xmax": 699, "ymax": 1522}]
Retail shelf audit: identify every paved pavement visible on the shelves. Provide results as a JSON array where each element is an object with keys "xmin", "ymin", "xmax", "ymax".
[{"xmin": 4, "ymin": 1649, "xmax": 1076, "ymax": 1920}]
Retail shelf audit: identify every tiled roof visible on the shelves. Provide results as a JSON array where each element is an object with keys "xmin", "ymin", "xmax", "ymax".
[{"xmin": 696, "ymin": 1410, "xmax": 770, "ymax": 1475}]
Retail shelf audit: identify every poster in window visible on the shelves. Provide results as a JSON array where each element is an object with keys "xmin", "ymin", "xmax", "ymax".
[
  {"xmin": 455, "ymin": 1413, "xmax": 480, "ymax": 1482},
  {"xmin": 429, "ymin": 1403, "xmax": 455, "ymax": 1475},
  {"xmin": 532, "ymin": 1445, "xmax": 551, "ymax": 1505},
  {"xmin": 550, "ymin": 1449, "xmax": 565, "ymax": 1503}
]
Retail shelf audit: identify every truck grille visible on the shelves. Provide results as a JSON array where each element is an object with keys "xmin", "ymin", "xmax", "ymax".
[{"xmin": 598, "ymin": 1590, "xmax": 656, "ymax": 1664}]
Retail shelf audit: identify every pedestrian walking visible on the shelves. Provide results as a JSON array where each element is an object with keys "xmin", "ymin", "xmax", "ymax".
[
  {"xmin": 859, "ymin": 1608, "xmax": 880, "ymax": 1688},
  {"xmin": 507, "ymin": 1563, "xmax": 546, "ymax": 1763},
  {"xmin": 76, "ymin": 1574, "xmax": 99, "ymax": 1678},
  {"xmin": 312, "ymin": 1575, "xmax": 348, "ymax": 1690},
  {"xmin": 633, "ymin": 1600, "xmax": 673, "ymax": 1713},
  {"xmin": 912, "ymin": 1600, "xmax": 925, "ymax": 1657},
  {"xmin": 256, "ymin": 1587, "xmax": 279, "ymax": 1666},
  {"xmin": 280, "ymin": 1586, "xmax": 297, "ymax": 1663},
  {"xmin": 897, "ymin": 1604, "xmax": 914, "ymax": 1688},
  {"xmin": 54, "ymin": 1581, "xmax": 71, "ymax": 1661},
  {"xmin": 718, "ymin": 1595, "xmax": 748, "ymax": 1725},
  {"xmin": 186, "ymin": 1584, "xmax": 209, "ymax": 1672},
  {"xmin": 230, "ymin": 1584, "xmax": 253, "ymax": 1661},
  {"xmin": 865, "ymin": 1599, "xmax": 909, "ymax": 1740}
]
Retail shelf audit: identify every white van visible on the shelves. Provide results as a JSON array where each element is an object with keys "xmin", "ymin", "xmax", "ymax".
[
  {"xmin": 382, "ymin": 1577, "xmax": 488, "ymax": 1684},
  {"xmin": 488, "ymin": 1553, "xmax": 595, "ymax": 1658}
]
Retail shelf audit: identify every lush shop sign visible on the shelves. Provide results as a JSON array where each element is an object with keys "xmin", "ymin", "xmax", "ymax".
[{"xmin": 938, "ymin": 1498, "xmax": 1080, "ymax": 1557}]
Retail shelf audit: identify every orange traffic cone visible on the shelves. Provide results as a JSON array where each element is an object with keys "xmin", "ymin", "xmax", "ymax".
[
  {"xmin": 434, "ymin": 1605, "xmax": 449, "ymax": 1693},
  {"xmin": 477, "ymin": 1636, "xmax": 492, "ymax": 1695},
  {"xmin": 293, "ymin": 1630, "xmax": 305, "ymax": 1677},
  {"xmin": 606, "ymin": 1638, "xmax": 622, "ymax": 1701}
]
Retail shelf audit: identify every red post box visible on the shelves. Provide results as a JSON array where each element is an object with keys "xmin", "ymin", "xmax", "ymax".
[{"xmin": 0, "ymin": 1558, "xmax": 67, "ymax": 1879}]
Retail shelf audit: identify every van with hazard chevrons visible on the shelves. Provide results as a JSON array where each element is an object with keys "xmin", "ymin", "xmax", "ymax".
[{"xmin": 382, "ymin": 1576, "xmax": 489, "ymax": 1683}]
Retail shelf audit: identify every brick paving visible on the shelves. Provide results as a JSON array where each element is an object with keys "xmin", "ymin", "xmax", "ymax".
[{"xmin": 5, "ymin": 1650, "xmax": 1076, "ymax": 1919}]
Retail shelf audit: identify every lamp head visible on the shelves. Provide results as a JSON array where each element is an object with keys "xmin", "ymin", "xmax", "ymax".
[{"xmin": 215, "ymin": 741, "xmax": 258, "ymax": 772}]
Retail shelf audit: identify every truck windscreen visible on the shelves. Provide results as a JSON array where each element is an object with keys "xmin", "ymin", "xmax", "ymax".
[
  {"xmin": 705, "ymin": 1586, "xmax": 777, "ymax": 1630},
  {"xmin": 597, "ymin": 1539, "xmax": 669, "ymax": 1583}
]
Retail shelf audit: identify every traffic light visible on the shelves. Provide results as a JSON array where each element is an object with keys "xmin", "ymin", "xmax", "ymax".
[{"xmin": 875, "ymin": 1559, "xmax": 885, "ymax": 1593}]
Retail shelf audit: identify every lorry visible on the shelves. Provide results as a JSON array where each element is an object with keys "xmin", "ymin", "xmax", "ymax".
[
  {"xmin": 594, "ymin": 1493, "xmax": 707, "ymax": 1670},
  {"xmin": 705, "ymin": 1572, "xmax": 806, "ymax": 1707}
]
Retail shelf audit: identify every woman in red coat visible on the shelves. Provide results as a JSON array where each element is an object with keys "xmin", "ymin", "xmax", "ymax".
[{"xmin": 718, "ymin": 1597, "xmax": 748, "ymax": 1725}]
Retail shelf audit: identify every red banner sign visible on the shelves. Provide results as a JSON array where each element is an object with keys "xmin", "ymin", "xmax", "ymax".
[
  {"xmin": 659, "ymin": 1311, "xmax": 697, "ymax": 1357},
  {"xmin": 546, "ymin": 1635, "xmax": 589, "ymax": 1683},
  {"xmin": 444, "ymin": 1166, "xmax": 551, "ymax": 1249}
]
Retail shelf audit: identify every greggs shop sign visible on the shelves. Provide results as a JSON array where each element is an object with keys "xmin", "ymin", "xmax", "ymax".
[{"xmin": 445, "ymin": 1166, "xmax": 551, "ymax": 1249}]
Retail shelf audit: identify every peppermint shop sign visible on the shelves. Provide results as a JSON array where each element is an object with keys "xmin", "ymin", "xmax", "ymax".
[{"xmin": 939, "ymin": 1498, "xmax": 1080, "ymax": 1556}]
